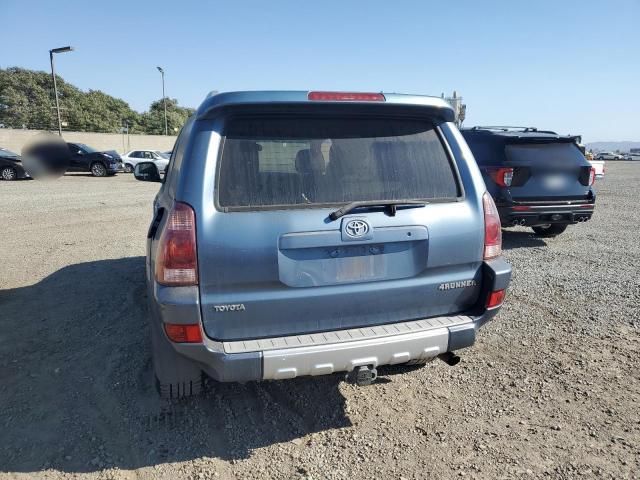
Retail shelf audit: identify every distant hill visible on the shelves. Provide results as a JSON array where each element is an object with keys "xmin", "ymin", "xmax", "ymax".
[{"xmin": 586, "ymin": 141, "xmax": 640, "ymax": 153}]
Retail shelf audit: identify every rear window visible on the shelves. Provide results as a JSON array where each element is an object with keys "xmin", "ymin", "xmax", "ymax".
[
  {"xmin": 505, "ymin": 143, "xmax": 586, "ymax": 166},
  {"xmin": 217, "ymin": 116, "xmax": 460, "ymax": 209}
]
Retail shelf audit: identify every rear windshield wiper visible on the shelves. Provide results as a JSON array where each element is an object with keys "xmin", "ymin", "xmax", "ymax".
[{"xmin": 329, "ymin": 200, "xmax": 426, "ymax": 221}]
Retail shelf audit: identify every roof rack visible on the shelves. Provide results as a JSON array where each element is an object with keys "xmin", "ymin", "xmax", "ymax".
[
  {"xmin": 469, "ymin": 126, "xmax": 536, "ymax": 131},
  {"xmin": 469, "ymin": 126, "xmax": 559, "ymax": 135}
]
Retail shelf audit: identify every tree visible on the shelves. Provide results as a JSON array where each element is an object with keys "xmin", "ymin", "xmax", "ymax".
[
  {"xmin": 140, "ymin": 98, "xmax": 195, "ymax": 135},
  {"xmin": 0, "ymin": 67, "xmax": 192, "ymax": 135},
  {"xmin": 0, "ymin": 68, "xmax": 56, "ymax": 129}
]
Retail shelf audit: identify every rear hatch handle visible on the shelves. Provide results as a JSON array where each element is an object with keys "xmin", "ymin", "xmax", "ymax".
[{"xmin": 328, "ymin": 200, "xmax": 427, "ymax": 221}]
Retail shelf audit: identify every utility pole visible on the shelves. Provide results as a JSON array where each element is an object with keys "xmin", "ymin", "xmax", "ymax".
[
  {"xmin": 157, "ymin": 66, "xmax": 168, "ymax": 135},
  {"xmin": 49, "ymin": 46, "xmax": 74, "ymax": 136}
]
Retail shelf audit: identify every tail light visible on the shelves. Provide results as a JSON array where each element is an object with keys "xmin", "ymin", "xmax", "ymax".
[
  {"xmin": 308, "ymin": 91, "xmax": 385, "ymax": 102},
  {"xmin": 156, "ymin": 202, "xmax": 198, "ymax": 286},
  {"xmin": 588, "ymin": 167, "xmax": 596, "ymax": 186},
  {"xmin": 483, "ymin": 192, "xmax": 502, "ymax": 260},
  {"xmin": 486, "ymin": 289, "xmax": 506, "ymax": 309},
  {"xmin": 488, "ymin": 167, "xmax": 514, "ymax": 187},
  {"xmin": 164, "ymin": 323, "xmax": 202, "ymax": 343}
]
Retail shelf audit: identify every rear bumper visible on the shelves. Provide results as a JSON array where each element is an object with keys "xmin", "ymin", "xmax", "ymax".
[
  {"xmin": 158, "ymin": 257, "xmax": 511, "ymax": 383},
  {"xmin": 498, "ymin": 201, "xmax": 595, "ymax": 227},
  {"xmin": 173, "ymin": 309, "xmax": 500, "ymax": 382}
]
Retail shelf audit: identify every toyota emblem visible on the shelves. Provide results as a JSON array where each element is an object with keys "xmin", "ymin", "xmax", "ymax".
[{"xmin": 345, "ymin": 219, "xmax": 369, "ymax": 238}]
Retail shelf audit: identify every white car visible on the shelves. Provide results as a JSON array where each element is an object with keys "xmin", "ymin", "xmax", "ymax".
[
  {"xmin": 121, "ymin": 150, "xmax": 169, "ymax": 173},
  {"xmin": 595, "ymin": 152, "xmax": 621, "ymax": 160},
  {"xmin": 622, "ymin": 153, "xmax": 640, "ymax": 161}
]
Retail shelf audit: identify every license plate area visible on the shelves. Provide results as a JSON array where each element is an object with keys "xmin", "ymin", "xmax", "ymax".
[
  {"xmin": 335, "ymin": 245, "xmax": 384, "ymax": 282},
  {"xmin": 542, "ymin": 174, "xmax": 570, "ymax": 190}
]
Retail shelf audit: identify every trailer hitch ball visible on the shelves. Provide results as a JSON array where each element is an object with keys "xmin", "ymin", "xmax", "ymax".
[{"xmin": 346, "ymin": 365, "xmax": 378, "ymax": 386}]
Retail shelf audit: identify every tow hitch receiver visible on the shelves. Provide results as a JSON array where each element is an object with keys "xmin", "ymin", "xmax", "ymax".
[{"xmin": 346, "ymin": 365, "xmax": 378, "ymax": 386}]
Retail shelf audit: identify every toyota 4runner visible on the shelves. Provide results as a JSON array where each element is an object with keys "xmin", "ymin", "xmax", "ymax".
[{"xmin": 134, "ymin": 91, "xmax": 512, "ymax": 398}]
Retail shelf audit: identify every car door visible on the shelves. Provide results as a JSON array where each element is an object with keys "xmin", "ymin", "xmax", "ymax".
[
  {"xmin": 127, "ymin": 151, "xmax": 142, "ymax": 167},
  {"xmin": 67, "ymin": 143, "xmax": 85, "ymax": 171}
]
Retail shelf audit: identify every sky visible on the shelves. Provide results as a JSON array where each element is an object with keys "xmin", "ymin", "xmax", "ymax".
[{"xmin": 1, "ymin": 0, "xmax": 638, "ymax": 142}]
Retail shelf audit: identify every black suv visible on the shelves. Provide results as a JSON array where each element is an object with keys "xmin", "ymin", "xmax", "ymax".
[
  {"xmin": 461, "ymin": 127, "xmax": 596, "ymax": 237},
  {"xmin": 66, "ymin": 143, "xmax": 122, "ymax": 177}
]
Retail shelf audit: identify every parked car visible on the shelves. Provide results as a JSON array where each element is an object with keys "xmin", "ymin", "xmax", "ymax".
[
  {"xmin": 0, "ymin": 148, "xmax": 30, "ymax": 181},
  {"xmin": 461, "ymin": 126, "xmax": 596, "ymax": 237},
  {"xmin": 588, "ymin": 158, "xmax": 606, "ymax": 178},
  {"xmin": 65, "ymin": 143, "xmax": 122, "ymax": 177},
  {"xmin": 120, "ymin": 150, "xmax": 170, "ymax": 173},
  {"xmin": 596, "ymin": 152, "xmax": 621, "ymax": 160},
  {"xmin": 622, "ymin": 152, "xmax": 640, "ymax": 161},
  {"xmin": 133, "ymin": 90, "xmax": 512, "ymax": 398}
]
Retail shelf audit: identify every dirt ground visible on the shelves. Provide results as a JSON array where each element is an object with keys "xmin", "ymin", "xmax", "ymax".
[{"xmin": 1, "ymin": 165, "xmax": 639, "ymax": 480}]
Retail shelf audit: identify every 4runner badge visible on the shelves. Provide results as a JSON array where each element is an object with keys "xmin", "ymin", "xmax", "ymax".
[
  {"xmin": 213, "ymin": 304, "xmax": 246, "ymax": 312},
  {"xmin": 438, "ymin": 280, "xmax": 477, "ymax": 291}
]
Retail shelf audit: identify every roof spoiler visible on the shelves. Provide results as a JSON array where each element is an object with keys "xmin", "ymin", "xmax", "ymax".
[{"xmin": 195, "ymin": 91, "xmax": 456, "ymax": 123}]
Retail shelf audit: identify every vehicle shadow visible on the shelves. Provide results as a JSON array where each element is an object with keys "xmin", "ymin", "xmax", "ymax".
[
  {"xmin": 0, "ymin": 256, "xmax": 351, "ymax": 474},
  {"xmin": 502, "ymin": 229, "xmax": 547, "ymax": 250}
]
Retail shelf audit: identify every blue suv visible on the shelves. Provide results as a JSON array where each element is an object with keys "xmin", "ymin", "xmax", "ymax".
[
  {"xmin": 461, "ymin": 127, "xmax": 596, "ymax": 237},
  {"xmin": 134, "ymin": 91, "xmax": 512, "ymax": 398}
]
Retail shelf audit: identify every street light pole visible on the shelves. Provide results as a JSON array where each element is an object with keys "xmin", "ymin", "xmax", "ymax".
[
  {"xmin": 157, "ymin": 66, "xmax": 168, "ymax": 136},
  {"xmin": 49, "ymin": 46, "xmax": 74, "ymax": 136}
]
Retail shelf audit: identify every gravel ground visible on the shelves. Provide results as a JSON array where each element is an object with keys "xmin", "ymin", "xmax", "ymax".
[{"xmin": 1, "ymin": 165, "xmax": 639, "ymax": 480}]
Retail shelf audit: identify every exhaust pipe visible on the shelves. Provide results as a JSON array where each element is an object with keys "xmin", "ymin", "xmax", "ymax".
[
  {"xmin": 519, "ymin": 219, "xmax": 527, "ymax": 226},
  {"xmin": 512, "ymin": 219, "xmax": 519, "ymax": 226},
  {"xmin": 438, "ymin": 352, "xmax": 461, "ymax": 367}
]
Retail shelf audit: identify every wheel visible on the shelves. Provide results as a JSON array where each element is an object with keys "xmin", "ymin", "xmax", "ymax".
[
  {"xmin": 1, "ymin": 166, "xmax": 17, "ymax": 181},
  {"xmin": 91, "ymin": 162, "xmax": 107, "ymax": 177},
  {"xmin": 531, "ymin": 224, "xmax": 568, "ymax": 237},
  {"xmin": 124, "ymin": 163, "xmax": 134, "ymax": 173}
]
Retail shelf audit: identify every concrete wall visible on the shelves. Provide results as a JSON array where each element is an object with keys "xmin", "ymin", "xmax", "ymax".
[{"xmin": 0, "ymin": 128, "xmax": 177, "ymax": 155}]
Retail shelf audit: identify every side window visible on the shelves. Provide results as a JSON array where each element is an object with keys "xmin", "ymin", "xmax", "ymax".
[
  {"xmin": 144, "ymin": 151, "xmax": 154, "ymax": 159},
  {"xmin": 163, "ymin": 125, "xmax": 187, "ymax": 188},
  {"xmin": 130, "ymin": 151, "xmax": 140, "ymax": 158},
  {"xmin": 68, "ymin": 143, "xmax": 78, "ymax": 154}
]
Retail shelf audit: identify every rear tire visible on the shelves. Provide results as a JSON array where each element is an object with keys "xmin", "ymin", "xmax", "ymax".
[
  {"xmin": 531, "ymin": 224, "xmax": 568, "ymax": 237},
  {"xmin": 1, "ymin": 166, "xmax": 17, "ymax": 181},
  {"xmin": 91, "ymin": 162, "xmax": 107, "ymax": 177},
  {"xmin": 124, "ymin": 163, "xmax": 134, "ymax": 173}
]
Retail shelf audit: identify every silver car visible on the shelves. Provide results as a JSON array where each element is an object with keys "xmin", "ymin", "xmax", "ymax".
[
  {"xmin": 121, "ymin": 150, "xmax": 169, "ymax": 173},
  {"xmin": 596, "ymin": 152, "xmax": 621, "ymax": 160}
]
